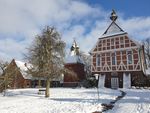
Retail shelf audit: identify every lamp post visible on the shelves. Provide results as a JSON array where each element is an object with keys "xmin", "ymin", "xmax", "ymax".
[{"xmin": 95, "ymin": 74, "xmax": 99, "ymax": 101}]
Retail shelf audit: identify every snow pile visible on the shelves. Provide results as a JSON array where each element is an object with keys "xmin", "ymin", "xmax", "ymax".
[
  {"xmin": 0, "ymin": 88, "xmax": 120, "ymax": 113},
  {"xmin": 15, "ymin": 60, "xmax": 32, "ymax": 79}
]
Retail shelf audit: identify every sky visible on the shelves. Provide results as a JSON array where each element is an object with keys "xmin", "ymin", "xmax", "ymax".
[{"xmin": 0, "ymin": 0, "xmax": 150, "ymax": 61}]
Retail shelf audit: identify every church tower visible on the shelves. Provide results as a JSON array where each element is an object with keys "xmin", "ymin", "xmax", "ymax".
[{"xmin": 63, "ymin": 40, "xmax": 86, "ymax": 87}]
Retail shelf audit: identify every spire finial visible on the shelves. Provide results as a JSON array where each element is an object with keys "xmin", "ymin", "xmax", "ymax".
[
  {"xmin": 110, "ymin": 9, "xmax": 118, "ymax": 22},
  {"xmin": 70, "ymin": 38, "xmax": 79, "ymax": 55}
]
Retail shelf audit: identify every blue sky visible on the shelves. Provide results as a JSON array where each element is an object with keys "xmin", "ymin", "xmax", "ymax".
[
  {"xmin": 0, "ymin": 0, "xmax": 150, "ymax": 61},
  {"xmin": 86, "ymin": 0, "xmax": 150, "ymax": 17}
]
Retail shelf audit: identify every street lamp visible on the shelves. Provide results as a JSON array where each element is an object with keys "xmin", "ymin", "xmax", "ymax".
[{"xmin": 94, "ymin": 74, "xmax": 99, "ymax": 101}]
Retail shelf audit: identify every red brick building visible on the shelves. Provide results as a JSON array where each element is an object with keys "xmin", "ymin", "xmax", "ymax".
[
  {"xmin": 3, "ymin": 59, "xmax": 32, "ymax": 88},
  {"xmin": 63, "ymin": 40, "xmax": 86, "ymax": 87},
  {"xmin": 90, "ymin": 10, "xmax": 149, "ymax": 88},
  {"xmin": 0, "ymin": 59, "xmax": 65, "ymax": 89}
]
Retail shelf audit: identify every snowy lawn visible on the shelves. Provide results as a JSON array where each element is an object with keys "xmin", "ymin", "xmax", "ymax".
[
  {"xmin": 1, "ymin": 88, "xmax": 149, "ymax": 113},
  {"xmin": 0, "ymin": 88, "xmax": 120, "ymax": 113},
  {"xmin": 107, "ymin": 88, "xmax": 150, "ymax": 113}
]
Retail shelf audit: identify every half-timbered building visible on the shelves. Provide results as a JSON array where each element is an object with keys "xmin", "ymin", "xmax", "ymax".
[{"xmin": 90, "ymin": 10, "xmax": 148, "ymax": 88}]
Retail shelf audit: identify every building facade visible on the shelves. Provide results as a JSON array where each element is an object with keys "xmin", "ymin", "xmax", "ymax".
[
  {"xmin": 90, "ymin": 10, "xmax": 148, "ymax": 88},
  {"xmin": 1, "ymin": 59, "xmax": 32, "ymax": 89}
]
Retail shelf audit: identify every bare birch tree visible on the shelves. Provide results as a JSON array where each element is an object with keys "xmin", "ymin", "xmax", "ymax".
[{"xmin": 26, "ymin": 26, "xmax": 65, "ymax": 97}]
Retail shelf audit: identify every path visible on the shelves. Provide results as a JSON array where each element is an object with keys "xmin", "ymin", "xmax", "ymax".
[{"xmin": 106, "ymin": 89, "xmax": 150, "ymax": 113}]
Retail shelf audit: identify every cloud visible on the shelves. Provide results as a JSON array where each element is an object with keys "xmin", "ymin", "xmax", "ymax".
[
  {"xmin": 0, "ymin": 0, "xmax": 150, "ymax": 61},
  {"xmin": 120, "ymin": 17, "xmax": 150, "ymax": 38},
  {"xmin": 0, "ymin": 0, "xmax": 102, "ymax": 61}
]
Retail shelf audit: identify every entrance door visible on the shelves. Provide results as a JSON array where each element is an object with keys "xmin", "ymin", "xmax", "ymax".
[
  {"xmin": 123, "ymin": 73, "xmax": 131, "ymax": 88},
  {"xmin": 111, "ymin": 77, "xmax": 119, "ymax": 89}
]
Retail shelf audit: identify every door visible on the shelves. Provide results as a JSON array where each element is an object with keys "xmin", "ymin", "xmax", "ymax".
[
  {"xmin": 123, "ymin": 73, "xmax": 131, "ymax": 88},
  {"xmin": 98, "ymin": 75, "xmax": 105, "ymax": 88},
  {"xmin": 111, "ymin": 77, "xmax": 119, "ymax": 89}
]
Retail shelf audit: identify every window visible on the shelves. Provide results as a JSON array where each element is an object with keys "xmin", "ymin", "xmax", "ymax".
[
  {"xmin": 112, "ymin": 52, "xmax": 116, "ymax": 65},
  {"xmin": 120, "ymin": 38, "xmax": 124, "ymax": 45},
  {"xmin": 111, "ymin": 39, "xmax": 115, "ymax": 46},
  {"xmin": 103, "ymin": 40, "xmax": 106, "ymax": 47},
  {"xmin": 96, "ymin": 54, "xmax": 101, "ymax": 66},
  {"xmin": 127, "ymin": 51, "xmax": 132, "ymax": 64}
]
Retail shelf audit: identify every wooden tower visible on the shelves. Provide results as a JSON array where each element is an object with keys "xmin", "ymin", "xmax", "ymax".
[{"xmin": 63, "ymin": 40, "xmax": 86, "ymax": 87}]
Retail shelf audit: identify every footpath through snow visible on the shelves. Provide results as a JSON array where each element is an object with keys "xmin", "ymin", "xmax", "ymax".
[{"xmin": 106, "ymin": 88, "xmax": 150, "ymax": 113}]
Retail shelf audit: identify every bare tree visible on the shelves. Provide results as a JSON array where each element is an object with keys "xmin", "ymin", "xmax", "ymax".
[
  {"xmin": 0, "ymin": 60, "xmax": 17, "ymax": 96},
  {"xmin": 0, "ymin": 60, "xmax": 8, "ymax": 75},
  {"xmin": 26, "ymin": 26, "xmax": 65, "ymax": 97},
  {"xmin": 143, "ymin": 37, "xmax": 150, "ymax": 67},
  {"xmin": 0, "ymin": 60, "xmax": 8, "ymax": 94},
  {"xmin": 79, "ymin": 52, "xmax": 92, "ymax": 77}
]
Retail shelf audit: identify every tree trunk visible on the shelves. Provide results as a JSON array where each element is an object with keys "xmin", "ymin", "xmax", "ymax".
[
  {"xmin": 38, "ymin": 79, "xmax": 41, "ymax": 88},
  {"xmin": 45, "ymin": 77, "xmax": 50, "ymax": 97}
]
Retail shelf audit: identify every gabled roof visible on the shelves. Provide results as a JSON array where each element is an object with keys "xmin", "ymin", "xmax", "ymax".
[
  {"xmin": 102, "ymin": 9, "xmax": 125, "ymax": 37},
  {"xmin": 14, "ymin": 60, "xmax": 32, "ymax": 79},
  {"xmin": 90, "ymin": 10, "xmax": 142, "ymax": 53},
  {"xmin": 102, "ymin": 21, "xmax": 125, "ymax": 37}
]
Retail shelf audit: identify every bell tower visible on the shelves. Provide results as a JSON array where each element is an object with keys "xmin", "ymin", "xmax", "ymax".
[{"xmin": 63, "ymin": 40, "xmax": 86, "ymax": 87}]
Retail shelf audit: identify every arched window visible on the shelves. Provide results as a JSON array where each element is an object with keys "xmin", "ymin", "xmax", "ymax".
[
  {"xmin": 127, "ymin": 51, "xmax": 132, "ymax": 64},
  {"xmin": 96, "ymin": 54, "xmax": 101, "ymax": 66}
]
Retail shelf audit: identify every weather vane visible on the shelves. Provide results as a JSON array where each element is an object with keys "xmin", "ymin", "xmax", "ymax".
[{"xmin": 110, "ymin": 9, "xmax": 118, "ymax": 22}]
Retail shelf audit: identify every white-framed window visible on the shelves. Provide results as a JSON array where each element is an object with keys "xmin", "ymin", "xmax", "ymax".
[
  {"xmin": 120, "ymin": 38, "xmax": 124, "ymax": 45},
  {"xmin": 111, "ymin": 39, "xmax": 115, "ymax": 46},
  {"xmin": 96, "ymin": 54, "xmax": 101, "ymax": 66},
  {"xmin": 112, "ymin": 52, "xmax": 116, "ymax": 65},
  {"xmin": 127, "ymin": 51, "xmax": 133, "ymax": 64}
]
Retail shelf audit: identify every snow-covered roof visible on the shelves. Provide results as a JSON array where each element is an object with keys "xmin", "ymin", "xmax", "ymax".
[
  {"xmin": 103, "ymin": 22, "xmax": 125, "ymax": 36},
  {"xmin": 65, "ymin": 55, "xmax": 83, "ymax": 64},
  {"xmin": 65, "ymin": 40, "xmax": 84, "ymax": 64},
  {"xmin": 15, "ymin": 60, "xmax": 32, "ymax": 79},
  {"xmin": 102, "ymin": 10, "xmax": 125, "ymax": 38},
  {"xmin": 104, "ymin": 22, "xmax": 124, "ymax": 35}
]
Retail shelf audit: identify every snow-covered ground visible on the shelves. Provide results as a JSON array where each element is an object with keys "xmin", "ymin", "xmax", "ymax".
[
  {"xmin": 0, "ymin": 88, "xmax": 120, "ymax": 113},
  {"xmin": 107, "ymin": 88, "xmax": 150, "ymax": 113},
  {"xmin": 0, "ymin": 88, "xmax": 150, "ymax": 113}
]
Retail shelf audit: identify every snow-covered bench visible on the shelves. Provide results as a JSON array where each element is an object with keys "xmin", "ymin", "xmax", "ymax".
[{"xmin": 38, "ymin": 89, "xmax": 46, "ymax": 94}]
